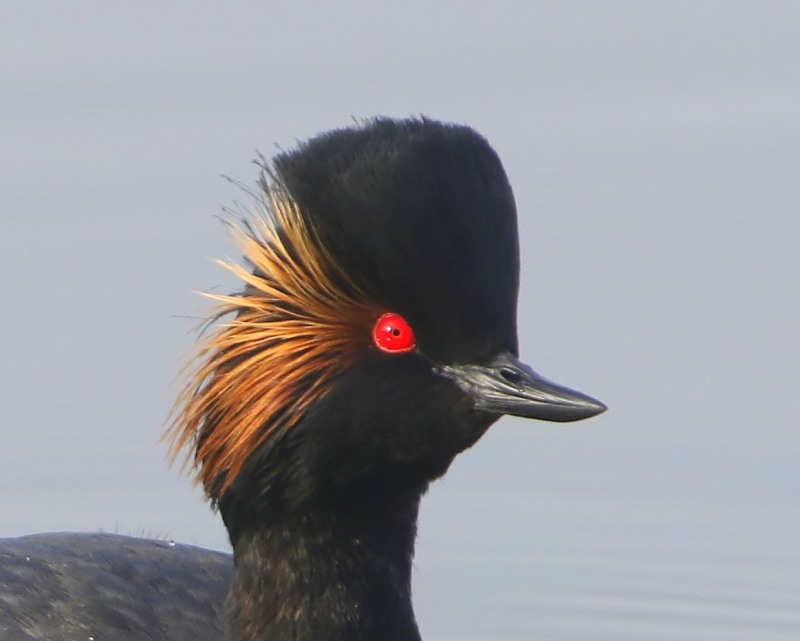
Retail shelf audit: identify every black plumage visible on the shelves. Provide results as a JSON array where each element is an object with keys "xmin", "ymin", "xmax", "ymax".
[
  {"xmin": 0, "ymin": 533, "xmax": 231, "ymax": 640},
  {"xmin": 0, "ymin": 117, "xmax": 605, "ymax": 640}
]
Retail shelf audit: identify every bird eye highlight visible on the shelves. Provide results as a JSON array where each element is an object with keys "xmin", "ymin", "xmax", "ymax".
[{"xmin": 372, "ymin": 313, "xmax": 415, "ymax": 353}]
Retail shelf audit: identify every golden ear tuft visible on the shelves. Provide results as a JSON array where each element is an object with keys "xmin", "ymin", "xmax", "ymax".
[{"xmin": 165, "ymin": 181, "xmax": 377, "ymax": 499}]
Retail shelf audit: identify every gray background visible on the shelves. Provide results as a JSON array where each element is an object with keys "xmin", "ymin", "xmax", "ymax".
[{"xmin": 2, "ymin": 2, "xmax": 798, "ymax": 639}]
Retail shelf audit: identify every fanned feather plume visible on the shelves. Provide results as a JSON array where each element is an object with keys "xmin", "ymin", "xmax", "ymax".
[{"xmin": 166, "ymin": 178, "xmax": 378, "ymax": 499}]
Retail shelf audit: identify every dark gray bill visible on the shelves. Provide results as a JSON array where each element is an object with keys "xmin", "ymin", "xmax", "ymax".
[{"xmin": 437, "ymin": 351, "xmax": 606, "ymax": 422}]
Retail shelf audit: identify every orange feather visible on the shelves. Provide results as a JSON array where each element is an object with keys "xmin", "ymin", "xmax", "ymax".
[{"xmin": 166, "ymin": 180, "xmax": 379, "ymax": 499}]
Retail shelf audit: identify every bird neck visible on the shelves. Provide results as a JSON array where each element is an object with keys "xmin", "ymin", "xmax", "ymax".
[{"xmin": 223, "ymin": 487, "xmax": 424, "ymax": 641}]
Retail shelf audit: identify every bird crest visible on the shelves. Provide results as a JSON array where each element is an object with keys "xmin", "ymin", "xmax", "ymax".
[{"xmin": 166, "ymin": 177, "xmax": 379, "ymax": 499}]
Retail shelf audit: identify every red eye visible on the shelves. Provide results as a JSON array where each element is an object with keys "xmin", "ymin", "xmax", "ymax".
[{"xmin": 372, "ymin": 312, "xmax": 415, "ymax": 354}]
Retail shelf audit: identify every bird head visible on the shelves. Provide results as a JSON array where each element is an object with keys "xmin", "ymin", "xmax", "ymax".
[{"xmin": 167, "ymin": 118, "xmax": 605, "ymax": 514}]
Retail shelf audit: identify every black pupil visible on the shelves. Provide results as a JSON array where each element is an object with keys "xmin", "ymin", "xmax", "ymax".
[{"xmin": 392, "ymin": 328, "xmax": 401, "ymax": 336}]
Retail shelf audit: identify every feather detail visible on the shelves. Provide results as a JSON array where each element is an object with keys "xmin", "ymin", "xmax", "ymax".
[{"xmin": 166, "ymin": 179, "xmax": 378, "ymax": 499}]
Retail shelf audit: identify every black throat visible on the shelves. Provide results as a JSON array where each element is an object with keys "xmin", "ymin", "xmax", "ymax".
[
  {"xmin": 212, "ymin": 336, "xmax": 488, "ymax": 639},
  {"xmin": 221, "ymin": 482, "xmax": 426, "ymax": 641}
]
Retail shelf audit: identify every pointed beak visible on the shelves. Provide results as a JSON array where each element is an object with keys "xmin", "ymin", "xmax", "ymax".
[{"xmin": 437, "ymin": 352, "xmax": 606, "ymax": 422}]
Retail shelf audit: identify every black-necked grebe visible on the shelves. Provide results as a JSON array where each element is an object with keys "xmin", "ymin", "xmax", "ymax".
[{"xmin": 0, "ymin": 117, "xmax": 605, "ymax": 640}]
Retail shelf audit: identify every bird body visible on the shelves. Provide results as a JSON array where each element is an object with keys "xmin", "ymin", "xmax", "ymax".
[
  {"xmin": 0, "ymin": 117, "xmax": 605, "ymax": 640},
  {"xmin": 0, "ymin": 533, "xmax": 230, "ymax": 640}
]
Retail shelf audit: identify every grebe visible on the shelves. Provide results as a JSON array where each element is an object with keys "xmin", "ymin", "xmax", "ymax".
[{"xmin": 0, "ymin": 117, "xmax": 605, "ymax": 640}]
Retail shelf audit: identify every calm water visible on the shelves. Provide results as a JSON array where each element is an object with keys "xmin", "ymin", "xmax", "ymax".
[
  {"xmin": 2, "ymin": 3, "xmax": 799, "ymax": 639},
  {"xmin": 415, "ymin": 433, "xmax": 800, "ymax": 639}
]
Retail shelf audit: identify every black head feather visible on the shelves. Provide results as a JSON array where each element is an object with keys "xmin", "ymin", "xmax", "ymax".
[{"xmin": 275, "ymin": 117, "xmax": 521, "ymax": 364}]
